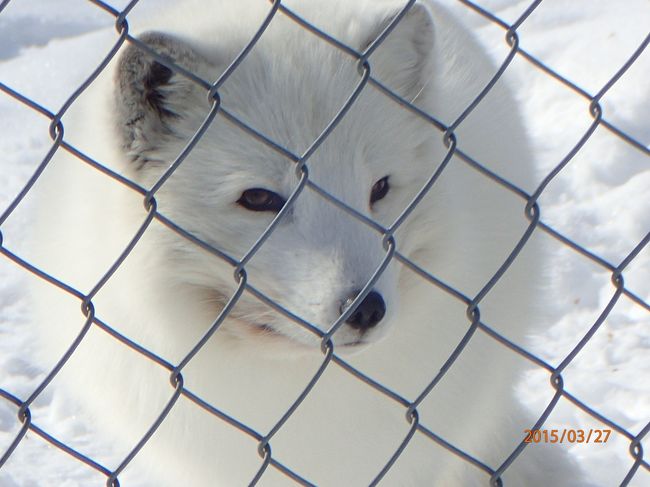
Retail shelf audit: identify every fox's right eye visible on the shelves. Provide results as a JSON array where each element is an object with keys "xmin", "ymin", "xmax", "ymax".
[{"xmin": 237, "ymin": 188, "xmax": 286, "ymax": 212}]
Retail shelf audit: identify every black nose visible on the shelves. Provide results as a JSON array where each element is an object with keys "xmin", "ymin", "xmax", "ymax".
[{"xmin": 341, "ymin": 290, "xmax": 386, "ymax": 331}]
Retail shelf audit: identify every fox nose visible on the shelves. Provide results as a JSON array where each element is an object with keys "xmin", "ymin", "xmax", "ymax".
[{"xmin": 340, "ymin": 290, "xmax": 386, "ymax": 331}]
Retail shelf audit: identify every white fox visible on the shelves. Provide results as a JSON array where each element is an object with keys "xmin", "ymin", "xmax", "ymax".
[{"xmin": 28, "ymin": 0, "xmax": 584, "ymax": 485}]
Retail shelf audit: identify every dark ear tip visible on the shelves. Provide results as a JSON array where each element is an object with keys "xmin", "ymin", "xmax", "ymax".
[
  {"xmin": 118, "ymin": 32, "xmax": 181, "ymax": 85},
  {"xmin": 145, "ymin": 62, "xmax": 174, "ymax": 91},
  {"xmin": 117, "ymin": 33, "xmax": 184, "ymax": 119},
  {"xmin": 144, "ymin": 61, "xmax": 177, "ymax": 117}
]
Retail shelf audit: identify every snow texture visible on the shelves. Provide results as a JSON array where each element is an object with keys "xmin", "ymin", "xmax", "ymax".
[{"xmin": 0, "ymin": 0, "xmax": 648, "ymax": 486}]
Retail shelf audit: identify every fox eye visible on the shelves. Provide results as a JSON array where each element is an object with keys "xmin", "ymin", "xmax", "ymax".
[
  {"xmin": 238, "ymin": 188, "xmax": 286, "ymax": 212},
  {"xmin": 370, "ymin": 176, "xmax": 390, "ymax": 206}
]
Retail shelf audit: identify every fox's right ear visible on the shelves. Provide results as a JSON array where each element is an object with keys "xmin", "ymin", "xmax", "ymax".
[
  {"xmin": 115, "ymin": 32, "xmax": 210, "ymax": 163},
  {"xmin": 364, "ymin": 2, "xmax": 435, "ymax": 101}
]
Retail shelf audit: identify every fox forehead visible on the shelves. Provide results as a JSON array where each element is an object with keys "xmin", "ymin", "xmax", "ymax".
[
  {"xmin": 184, "ymin": 99, "xmax": 429, "ymax": 203},
  {"xmin": 203, "ymin": 65, "xmax": 430, "ymax": 178}
]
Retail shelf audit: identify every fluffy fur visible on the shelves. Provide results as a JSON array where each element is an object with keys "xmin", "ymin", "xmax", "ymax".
[{"xmin": 29, "ymin": 0, "xmax": 585, "ymax": 485}]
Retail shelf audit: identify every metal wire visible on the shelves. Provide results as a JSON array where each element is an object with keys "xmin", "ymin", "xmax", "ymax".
[{"xmin": 0, "ymin": 0, "xmax": 648, "ymax": 486}]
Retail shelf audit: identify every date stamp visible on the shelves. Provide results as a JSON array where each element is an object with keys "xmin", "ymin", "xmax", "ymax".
[{"xmin": 524, "ymin": 429, "xmax": 611, "ymax": 444}]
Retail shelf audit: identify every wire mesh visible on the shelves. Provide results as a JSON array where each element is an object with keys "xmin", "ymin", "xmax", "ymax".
[{"xmin": 0, "ymin": 0, "xmax": 648, "ymax": 486}]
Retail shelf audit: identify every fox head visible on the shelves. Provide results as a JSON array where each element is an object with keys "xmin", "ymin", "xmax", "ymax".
[{"xmin": 113, "ymin": 0, "xmax": 440, "ymax": 353}]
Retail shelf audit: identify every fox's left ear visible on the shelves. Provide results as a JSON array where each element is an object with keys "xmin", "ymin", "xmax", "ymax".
[
  {"xmin": 115, "ymin": 32, "xmax": 212, "ymax": 164},
  {"xmin": 364, "ymin": 2, "xmax": 434, "ymax": 100}
]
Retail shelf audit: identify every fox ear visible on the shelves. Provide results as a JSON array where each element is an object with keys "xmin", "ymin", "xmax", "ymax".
[
  {"xmin": 115, "ymin": 32, "xmax": 209, "ymax": 162},
  {"xmin": 365, "ymin": 2, "xmax": 434, "ymax": 100}
]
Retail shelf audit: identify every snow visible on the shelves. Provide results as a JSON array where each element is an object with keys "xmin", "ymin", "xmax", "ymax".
[{"xmin": 1, "ymin": 0, "xmax": 648, "ymax": 486}]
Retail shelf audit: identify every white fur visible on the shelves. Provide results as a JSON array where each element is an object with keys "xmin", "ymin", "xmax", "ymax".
[{"xmin": 28, "ymin": 0, "xmax": 585, "ymax": 485}]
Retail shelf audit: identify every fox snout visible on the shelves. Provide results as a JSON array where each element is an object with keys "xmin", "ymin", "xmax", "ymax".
[{"xmin": 340, "ymin": 290, "xmax": 386, "ymax": 332}]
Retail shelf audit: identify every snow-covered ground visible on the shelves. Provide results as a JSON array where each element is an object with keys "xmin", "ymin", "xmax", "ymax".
[{"xmin": 0, "ymin": 1, "xmax": 648, "ymax": 486}]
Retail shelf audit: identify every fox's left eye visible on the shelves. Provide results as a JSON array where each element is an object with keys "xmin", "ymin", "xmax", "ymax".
[
  {"xmin": 370, "ymin": 176, "xmax": 390, "ymax": 206},
  {"xmin": 237, "ymin": 188, "xmax": 286, "ymax": 212}
]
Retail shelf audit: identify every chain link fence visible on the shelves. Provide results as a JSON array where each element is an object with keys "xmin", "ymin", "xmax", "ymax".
[{"xmin": 0, "ymin": 0, "xmax": 648, "ymax": 485}]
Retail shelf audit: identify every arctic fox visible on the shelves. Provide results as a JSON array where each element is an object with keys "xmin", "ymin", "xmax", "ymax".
[{"xmin": 27, "ymin": 0, "xmax": 584, "ymax": 485}]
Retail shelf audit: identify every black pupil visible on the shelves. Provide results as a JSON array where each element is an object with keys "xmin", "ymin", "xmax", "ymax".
[
  {"xmin": 238, "ymin": 189, "xmax": 285, "ymax": 212},
  {"xmin": 370, "ymin": 176, "xmax": 390, "ymax": 205},
  {"xmin": 246, "ymin": 190, "xmax": 270, "ymax": 205}
]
